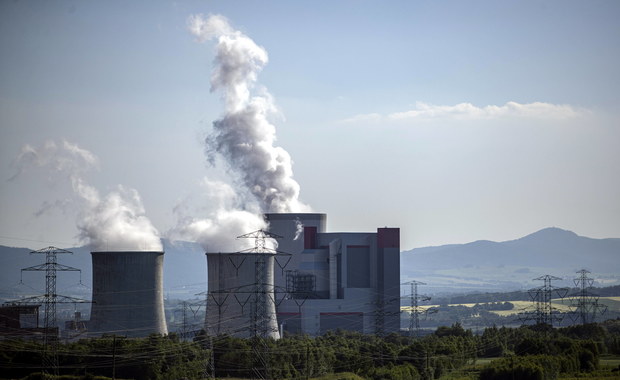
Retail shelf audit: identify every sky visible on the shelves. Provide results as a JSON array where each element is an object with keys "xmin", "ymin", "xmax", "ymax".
[{"xmin": 0, "ymin": 0, "xmax": 619, "ymax": 251}]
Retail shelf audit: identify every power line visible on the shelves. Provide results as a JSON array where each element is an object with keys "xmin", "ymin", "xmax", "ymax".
[
  {"xmin": 402, "ymin": 280, "xmax": 434, "ymax": 337},
  {"xmin": 0, "ymin": 234, "xmax": 78, "ymax": 247},
  {"xmin": 15, "ymin": 246, "xmax": 87, "ymax": 376},
  {"xmin": 236, "ymin": 229, "xmax": 289, "ymax": 380},
  {"xmin": 569, "ymin": 269, "xmax": 607, "ymax": 324},
  {"xmin": 518, "ymin": 274, "xmax": 568, "ymax": 326}
]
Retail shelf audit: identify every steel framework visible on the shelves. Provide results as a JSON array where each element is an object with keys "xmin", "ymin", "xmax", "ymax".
[
  {"xmin": 519, "ymin": 274, "xmax": 568, "ymax": 326},
  {"xmin": 237, "ymin": 230, "xmax": 287, "ymax": 380},
  {"xmin": 19, "ymin": 246, "xmax": 84, "ymax": 375},
  {"xmin": 402, "ymin": 280, "xmax": 433, "ymax": 337},
  {"xmin": 569, "ymin": 269, "xmax": 607, "ymax": 324}
]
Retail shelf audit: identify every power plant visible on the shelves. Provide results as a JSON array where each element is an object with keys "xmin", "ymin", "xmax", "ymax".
[
  {"xmin": 5, "ymin": 215, "xmax": 398, "ymax": 340},
  {"xmin": 205, "ymin": 213, "xmax": 401, "ymax": 337},
  {"xmin": 89, "ymin": 251, "xmax": 168, "ymax": 337}
]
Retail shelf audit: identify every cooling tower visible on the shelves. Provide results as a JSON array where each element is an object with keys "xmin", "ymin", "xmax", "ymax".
[
  {"xmin": 89, "ymin": 251, "xmax": 168, "ymax": 337},
  {"xmin": 205, "ymin": 252, "xmax": 279, "ymax": 339}
]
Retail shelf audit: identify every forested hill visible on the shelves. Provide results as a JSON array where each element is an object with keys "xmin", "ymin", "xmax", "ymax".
[
  {"xmin": 0, "ymin": 240, "xmax": 206, "ymax": 302},
  {"xmin": 430, "ymin": 285, "xmax": 620, "ymax": 305},
  {"xmin": 401, "ymin": 227, "xmax": 620, "ymax": 293}
]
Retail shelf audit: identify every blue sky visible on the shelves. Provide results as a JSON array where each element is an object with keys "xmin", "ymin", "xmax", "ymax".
[{"xmin": 1, "ymin": 0, "xmax": 619, "ymax": 250}]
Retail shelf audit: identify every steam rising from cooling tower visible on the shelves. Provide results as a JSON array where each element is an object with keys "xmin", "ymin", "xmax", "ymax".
[
  {"xmin": 12, "ymin": 140, "xmax": 162, "ymax": 251},
  {"xmin": 170, "ymin": 178, "xmax": 268, "ymax": 252},
  {"xmin": 177, "ymin": 14, "xmax": 311, "ymax": 252}
]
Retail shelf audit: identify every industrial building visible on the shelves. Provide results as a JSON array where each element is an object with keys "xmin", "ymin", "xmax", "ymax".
[
  {"xmin": 205, "ymin": 213, "xmax": 400, "ymax": 337},
  {"xmin": 0, "ymin": 304, "xmax": 46, "ymax": 340},
  {"xmin": 89, "ymin": 251, "xmax": 168, "ymax": 337}
]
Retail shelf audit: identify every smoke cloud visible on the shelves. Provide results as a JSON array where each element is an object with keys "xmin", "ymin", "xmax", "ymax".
[
  {"xmin": 293, "ymin": 217, "xmax": 304, "ymax": 241},
  {"xmin": 169, "ymin": 178, "xmax": 269, "ymax": 252},
  {"xmin": 10, "ymin": 140, "xmax": 98, "ymax": 182},
  {"xmin": 12, "ymin": 140, "xmax": 162, "ymax": 251},
  {"xmin": 174, "ymin": 14, "xmax": 310, "ymax": 251},
  {"xmin": 189, "ymin": 14, "xmax": 309, "ymax": 214}
]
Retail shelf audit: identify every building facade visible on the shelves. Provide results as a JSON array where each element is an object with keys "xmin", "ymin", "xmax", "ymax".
[
  {"xmin": 266, "ymin": 213, "xmax": 400, "ymax": 336},
  {"xmin": 204, "ymin": 213, "xmax": 401, "ymax": 337}
]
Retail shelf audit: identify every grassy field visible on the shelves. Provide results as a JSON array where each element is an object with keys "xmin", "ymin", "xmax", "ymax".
[
  {"xmin": 600, "ymin": 356, "xmax": 620, "ymax": 368},
  {"xmin": 401, "ymin": 296, "xmax": 620, "ymax": 317},
  {"xmin": 197, "ymin": 356, "xmax": 620, "ymax": 380},
  {"xmin": 435, "ymin": 356, "xmax": 620, "ymax": 380},
  {"xmin": 310, "ymin": 373, "xmax": 365, "ymax": 380},
  {"xmin": 599, "ymin": 297, "xmax": 620, "ymax": 311},
  {"xmin": 211, "ymin": 373, "xmax": 365, "ymax": 380},
  {"xmin": 489, "ymin": 300, "xmax": 572, "ymax": 317}
]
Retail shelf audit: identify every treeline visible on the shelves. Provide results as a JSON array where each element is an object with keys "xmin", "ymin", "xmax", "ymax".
[
  {"xmin": 433, "ymin": 291, "xmax": 531, "ymax": 305},
  {"xmin": 1, "ymin": 319, "xmax": 620, "ymax": 380},
  {"xmin": 0, "ymin": 334, "xmax": 205, "ymax": 380},
  {"xmin": 419, "ymin": 304, "xmax": 518, "ymax": 331},
  {"xmin": 433, "ymin": 284, "xmax": 620, "ymax": 305}
]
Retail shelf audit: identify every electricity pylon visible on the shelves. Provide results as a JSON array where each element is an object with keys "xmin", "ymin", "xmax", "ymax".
[
  {"xmin": 237, "ymin": 230, "xmax": 287, "ymax": 380},
  {"xmin": 519, "ymin": 275, "xmax": 568, "ymax": 326},
  {"xmin": 402, "ymin": 281, "xmax": 434, "ymax": 337},
  {"xmin": 20, "ymin": 246, "xmax": 83, "ymax": 376},
  {"xmin": 569, "ymin": 269, "xmax": 607, "ymax": 324}
]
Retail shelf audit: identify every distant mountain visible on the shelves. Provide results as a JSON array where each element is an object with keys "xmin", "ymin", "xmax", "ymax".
[
  {"xmin": 0, "ymin": 240, "xmax": 207, "ymax": 302},
  {"xmin": 1, "ymin": 228, "xmax": 618, "ymax": 302},
  {"xmin": 401, "ymin": 227, "xmax": 620, "ymax": 294}
]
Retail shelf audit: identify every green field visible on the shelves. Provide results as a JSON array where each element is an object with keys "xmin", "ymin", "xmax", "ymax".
[
  {"xmin": 433, "ymin": 356, "xmax": 620, "ymax": 380},
  {"xmin": 401, "ymin": 296, "xmax": 620, "ymax": 317}
]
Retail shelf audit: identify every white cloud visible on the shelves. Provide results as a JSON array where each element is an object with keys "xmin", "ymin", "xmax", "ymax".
[{"xmin": 341, "ymin": 101, "xmax": 585, "ymax": 124}]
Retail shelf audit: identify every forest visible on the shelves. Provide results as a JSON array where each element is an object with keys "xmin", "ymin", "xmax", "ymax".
[{"xmin": 1, "ymin": 320, "xmax": 620, "ymax": 380}]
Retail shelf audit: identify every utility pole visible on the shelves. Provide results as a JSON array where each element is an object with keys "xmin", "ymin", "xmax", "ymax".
[
  {"xmin": 519, "ymin": 274, "xmax": 568, "ymax": 326},
  {"xmin": 237, "ymin": 230, "xmax": 288, "ymax": 380},
  {"xmin": 112, "ymin": 335, "xmax": 117, "ymax": 380},
  {"xmin": 206, "ymin": 333, "xmax": 215, "ymax": 380},
  {"xmin": 20, "ymin": 246, "xmax": 82, "ymax": 376},
  {"xmin": 201, "ymin": 268, "xmax": 216, "ymax": 380},
  {"xmin": 569, "ymin": 269, "xmax": 607, "ymax": 324},
  {"xmin": 402, "ymin": 281, "xmax": 433, "ymax": 337},
  {"xmin": 305, "ymin": 343, "xmax": 310, "ymax": 380},
  {"xmin": 179, "ymin": 301, "xmax": 189, "ymax": 340},
  {"xmin": 370, "ymin": 295, "xmax": 398, "ymax": 336}
]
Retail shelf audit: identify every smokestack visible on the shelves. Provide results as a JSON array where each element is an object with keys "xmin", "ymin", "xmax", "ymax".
[{"xmin": 89, "ymin": 251, "xmax": 167, "ymax": 337}]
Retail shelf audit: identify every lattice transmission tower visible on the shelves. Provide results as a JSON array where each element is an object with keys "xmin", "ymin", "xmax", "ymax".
[
  {"xmin": 237, "ymin": 229, "xmax": 289, "ymax": 380},
  {"xmin": 368, "ymin": 294, "xmax": 400, "ymax": 337},
  {"xmin": 519, "ymin": 274, "xmax": 568, "ymax": 326},
  {"xmin": 18, "ymin": 246, "xmax": 86, "ymax": 376},
  {"xmin": 402, "ymin": 280, "xmax": 434, "ymax": 337},
  {"xmin": 569, "ymin": 269, "xmax": 607, "ymax": 324},
  {"xmin": 197, "ymin": 268, "xmax": 216, "ymax": 380}
]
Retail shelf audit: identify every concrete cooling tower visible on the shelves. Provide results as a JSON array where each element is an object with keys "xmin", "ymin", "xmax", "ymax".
[
  {"xmin": 89, "ymin": 251, "xmax": 168, "ymax": 337},
  {"xmin": 205, "ymin": 252, "xmax": 279, "ymax": 339}
]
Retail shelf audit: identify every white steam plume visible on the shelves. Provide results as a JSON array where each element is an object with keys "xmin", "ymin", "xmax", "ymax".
[
  {"xmin": 73, "ymin": 179, "xmax": 162, "ymax": 251},
  {"xmin": 10, "ymin": 140, "xmax": 98, "ymax": 182},
  {"xmin": 189, "ymin": 14, "xmax": 310, "ymax": 214},
  {"xmin": 12, "ymin": 140, "xmax": 162, "ymax": 251},
  {"xmin": 173, "ymin": 14, "xmax": 310, "ymax": 252},
  {"xmin": 293, "ymin": 217, "xmax": 304, "ymax": 241},
  {"xmin": 169, "ymin": 178, "xmax": 268, "ymax": 252}
]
